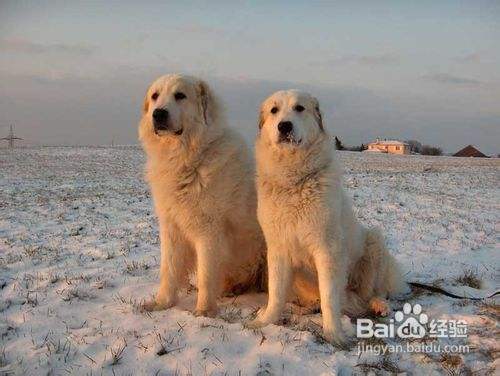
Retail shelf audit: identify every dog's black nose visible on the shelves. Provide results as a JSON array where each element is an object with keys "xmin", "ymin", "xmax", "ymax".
[
  {"xmin": 278, "ymin": 121, "xmax": 293, "ymax": 135},
  {"xmin": 152, "ymin": 108, "xmax": 169, "ymax": 129}
]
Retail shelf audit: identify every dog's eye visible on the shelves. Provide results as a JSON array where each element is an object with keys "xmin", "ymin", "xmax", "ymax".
[
  {"xmin": 270, "ymin": 107, "xmax": 278, "ymax": 114},
  {"xmin": 151, "ymin": 92, "xmax": 159, "ymax": 101},
  {"xmin": 174, "ymin": 92, "xmax": 186, "ymax": 101},
  {"xmin": 294, "ymin": 105, "xmax": 305, "ymax": 113}
]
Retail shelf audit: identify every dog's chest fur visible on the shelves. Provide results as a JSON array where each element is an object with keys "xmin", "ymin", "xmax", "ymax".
[
  {"xmin": 258, "ymin": 168, "xmax": 334, "ymax": 236},
  {"xmin": 148, "ymin": 140, "xmax": 239, "ymax": 232}
]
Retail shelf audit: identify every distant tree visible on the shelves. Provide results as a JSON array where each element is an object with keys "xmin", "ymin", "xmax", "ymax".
[
  {"xmin": 346, "ymin": 143, "xmax": 367, "ymax": 152},
  {"xmin": 421, "ymin": 145, "xmax": 443, "ymax": 156},
  {"xmin": 341, "ymin": 143, "xmax": 368, "ymax": 152},
  {"xmin": 335, "ymin": 136, "xmax": 345, "ymax": 150},
  {"xmin": 405, "ymin": 140, "xmax": 422, "ymax": 154}
]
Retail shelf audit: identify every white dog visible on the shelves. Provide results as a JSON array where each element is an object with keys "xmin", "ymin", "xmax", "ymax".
[
  {"xmin": 138, "ymin": 74, "xmax": 266, "ymax": 316},
  {"xmin": 247, "ymin": 90, "xmax": 408, "ymax": 345}
]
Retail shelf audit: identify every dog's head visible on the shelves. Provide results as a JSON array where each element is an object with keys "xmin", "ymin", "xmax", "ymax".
[
  {"xmin": 257, "ymin": 90, "xmax": 324, "ymax": 149},
  {"xmin": 139, "ymin": 74, "xmax": 219, "ymax": 146}
]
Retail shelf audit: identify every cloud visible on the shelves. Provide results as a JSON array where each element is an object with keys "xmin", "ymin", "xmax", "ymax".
[
  {"xmin": 453, "ymin": 53, "xmax": 480, "ymax": 64},
  {"xmin": 328, "ymin": 53, "xmax": 399, "ymax": 66},
  {"xmin": 421, "ymin": 73, "xmax": 482, "ymax": 86},
  {"xmin": 0, "ymin": 38, "xmax": 96, "ymax": 56},
  {"xmin": 172, "ymin": 24, "xmax": 225, "ymax": 36},
  {"xmin": 1, "ymin": 69, "xmax": 498, "ymax": 154}
]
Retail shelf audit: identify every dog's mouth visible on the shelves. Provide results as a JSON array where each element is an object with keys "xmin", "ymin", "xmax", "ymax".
[
  {"xmin": 154, "ymin": 128, "xmax": 183, "ymax": 136},
  {"xmin": 278, "ymin": 134, "xmax": 302, "ymax": 145}
]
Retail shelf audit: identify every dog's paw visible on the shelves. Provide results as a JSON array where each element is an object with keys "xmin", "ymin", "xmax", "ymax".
[
  {"xmin": 141, "ymin": 298, "xmax": 175, "ymax": 312},
  {"xmin": 244, "ymin": 308, "xmax": 275, "ymax": 329},
  {"xmin": 322, "ymin": 329, "xmax": 353, "ymax": 349},
  {"xmin": 193, "ymin": 307, "xmax": 218, "ymax": 318},
  {"xmin": 369, "ymin": 297, "xmax": 390, "ymax": 317}
]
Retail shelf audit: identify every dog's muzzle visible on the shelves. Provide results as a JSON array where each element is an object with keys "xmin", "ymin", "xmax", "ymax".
[
  {"xmin": 277, "ymin": 121, "xmax": 299, "ymax": 144},
  {"xmin": 153, "ymin": 108, "xmax": 169, "ymax": 131},
  {"xmin": 152, "ymin": 108, "xmax": 183, "ymax": 135}
]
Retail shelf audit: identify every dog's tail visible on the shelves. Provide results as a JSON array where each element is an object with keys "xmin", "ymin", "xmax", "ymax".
[{"xmin": 365, "ymin": 228, "xmax": 410, "ymax": 298}]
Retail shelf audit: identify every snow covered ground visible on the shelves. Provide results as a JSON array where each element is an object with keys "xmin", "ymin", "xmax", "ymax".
[{"xmin": 1, "ymin": 147, "xmax": 498, "ymax": 375}]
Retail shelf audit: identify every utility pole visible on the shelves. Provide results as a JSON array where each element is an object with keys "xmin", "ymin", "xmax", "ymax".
[{"xmin": 1, "ymin": 125, "xmax": 23, "ymax": 148}]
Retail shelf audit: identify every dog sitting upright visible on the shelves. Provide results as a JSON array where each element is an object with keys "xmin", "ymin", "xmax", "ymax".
[
  {"xmin": 139, "ymin": 74, "xmax": 265, "ymax": 316},
  {"xmin": 247, "ymin": 90, "xmax": 408, "ymax": 345}
]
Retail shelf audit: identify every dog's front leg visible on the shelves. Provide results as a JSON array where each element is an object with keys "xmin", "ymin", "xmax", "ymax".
[
  {"xmin": 313, "ymin": 240, "xmax": 348, "ymax": 346},
  {"xmin": 193, "ymin": 234, "xmax": 226, "ymax": 317},
  {"xmin": 247, "ymin": 245, "xmax": 292, "ymax": 328},
  {"xmin": 144, "ymin": 222, "xmax": 187, "ymax": 311}
]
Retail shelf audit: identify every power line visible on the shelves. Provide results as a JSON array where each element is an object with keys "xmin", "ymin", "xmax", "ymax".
[{"xmin": 0, "ymin": 125, "xmax": 23, "ymax": 148}]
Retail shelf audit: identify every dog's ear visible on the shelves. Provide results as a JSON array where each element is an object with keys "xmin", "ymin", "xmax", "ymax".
[
  {"xmin": 198, "ymin": 80, "xmax": 218, "ymax": 126},
  {"xmin": 258, "ymin": 108, "xmax": 266, "ymax": 130},
  {"xmin": 142, "ymin": 91, "xmax": 149, "ymax": 115},
  {"xmin": 312, "ymin": 97, "xmax": 324, "ymax": 132}
]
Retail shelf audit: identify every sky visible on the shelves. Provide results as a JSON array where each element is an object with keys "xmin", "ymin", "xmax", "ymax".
[{"xmin": 0, "ymin": 1, "xmax": 499, "ymax": 154}]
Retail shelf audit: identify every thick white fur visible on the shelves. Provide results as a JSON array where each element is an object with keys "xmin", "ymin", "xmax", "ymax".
[
  {"xmin": 139, "ymin": 74, "xmax": 265, "ymax": 317},
  {"xmin": 248, "ymin": 90, "xmax": 408, "ymax": 345}
]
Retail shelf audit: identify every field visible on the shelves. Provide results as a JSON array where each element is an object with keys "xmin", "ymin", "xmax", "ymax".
[{"xmin": 1, "ymin": 147, "xmax": 498, "ymax": 375}]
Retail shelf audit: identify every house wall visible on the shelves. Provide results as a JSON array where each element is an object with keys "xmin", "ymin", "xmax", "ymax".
[
  {"xmin": 387, "ymin": 145, "xmax": 409, "ymax": 154},
  {"xmin": 367, "ymin": 143, "xmax": 409, "ymax": 154}
]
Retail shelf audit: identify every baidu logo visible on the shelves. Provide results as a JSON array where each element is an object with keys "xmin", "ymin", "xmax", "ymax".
[
  {"xmin": 394, "ymin": 303, "xmax": 428, "ymax": 338},
  {"xmin": 357, "ymin": 302, "xmax": 467, "ymax": 340}
]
